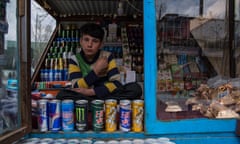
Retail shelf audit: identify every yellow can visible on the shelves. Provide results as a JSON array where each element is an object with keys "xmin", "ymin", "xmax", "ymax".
[
  {"xmin": 105, "ymin": 99, "xmax": 117, "ymax": 132},
  {"xmin": 132, "ymin": 99, "xmax": 144, "ymax": 132}
]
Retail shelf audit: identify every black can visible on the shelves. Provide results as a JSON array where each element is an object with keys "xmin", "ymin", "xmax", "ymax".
[{"xmin": 75, "ymin": 100, "xmax": 88, "ymax": 131}]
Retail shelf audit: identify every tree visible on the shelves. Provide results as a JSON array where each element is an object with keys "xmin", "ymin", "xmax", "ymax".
[{"xmin": 31, "ymin": 1, "xmax": 54, "ymax": 70}]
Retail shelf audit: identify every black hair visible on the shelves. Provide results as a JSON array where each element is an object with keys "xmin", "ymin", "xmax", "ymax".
[{"xmin": 80, "ymin": 23, "xmax": 105, "ymax": 41}]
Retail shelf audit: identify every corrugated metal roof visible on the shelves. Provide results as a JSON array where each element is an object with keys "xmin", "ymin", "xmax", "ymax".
[{"xmin": 35, "ymin": 0, "xmax": 143, "ymax": 20}]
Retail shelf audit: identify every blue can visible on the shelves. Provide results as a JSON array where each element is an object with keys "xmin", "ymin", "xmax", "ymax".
[
  {"xmin": 47, "ymin": 99, "xmax": 61, "ymax": 132},
  {"xmin": 119, "ymin": 99, "xmax": 132, "ymax": 132},
  {"xmin": 61, "ymin": 99, "xmax": 74, "ymax": 131}
]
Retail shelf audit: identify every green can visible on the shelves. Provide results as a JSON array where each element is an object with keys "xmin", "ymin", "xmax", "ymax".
[{"xmin": 91, "ymin": 100, "xmax": 104, "ymax": 131}]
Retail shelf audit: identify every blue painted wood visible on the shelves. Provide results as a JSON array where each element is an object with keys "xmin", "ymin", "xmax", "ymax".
[
  {"xmin": 143, "ymin": 0, "xmax": 158, "ymax": 134},
  {"xmin": 143, "ymin": 0, "xmax": 238, "ymax": 135},
  {"xmin": 29, "ymin": 132, "xmax": 240, "ymax": 143}
]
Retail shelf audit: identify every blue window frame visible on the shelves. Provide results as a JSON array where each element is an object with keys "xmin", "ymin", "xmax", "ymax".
[{"xmin": 144, "ymin": 0, "xmax": 236, "ymax": 134}]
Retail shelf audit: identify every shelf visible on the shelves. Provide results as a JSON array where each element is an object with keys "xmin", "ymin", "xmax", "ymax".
[
  {"xmin": 104, "ymin": 42, "xmax": 122, "ymax": 46},
  {"xmin": 162, "ymin": 46, "xmax": 200, "ymax": 56}
]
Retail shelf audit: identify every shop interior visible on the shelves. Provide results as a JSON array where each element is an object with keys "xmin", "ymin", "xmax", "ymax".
[{"xmin": 1, "ymin": 0, "xmax": 240, "ymax": 143}]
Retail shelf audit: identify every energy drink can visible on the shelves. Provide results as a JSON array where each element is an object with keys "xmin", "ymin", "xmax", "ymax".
[
  {"xmin": 53, "ymin": 138, "xmax": 67, "ymax": 144},
  {"xmin": 107, "ymin": 140, "xmax": 119, "ymax": 144},
  {"xmin": 67, "ymin": 138, "xmax": 80, "ymax": 144},
  {"xmin": 132, "ymin": 99, "xmax": 144, "ymax": 132},
  {"xmin": 105, "ymin": 99, "xmax": 117, "ymax": 132},
  {"xmin": 94, "ymin": 140, "xmax": 106, "ymax": 144},
  {"xmin": 157, "ymin": 137, "xmax": 170, "ymax": 143},
  {"xmin": 91, "ymin": 100, "xmax": 104, "ymax": 131},
  {"xmin": 80, "ymin": 139, "xmax": 93, "ymax": 144},
  {"xmin": 132, "ymin": 139, "xmax": 144, "ymax": 144},
  {"xmin": 23, "ymin": 138, "xmax": 40, "ymax": 143},
  {"xmin": 47, "ymin": 99, "xmax": 61, "ymax": 132},
  {"xmin": 61, "ymin": 99, "xmax": 74, "ymax": 131},
  {"xmin": 40, "ymin": 138, "xmax": 54, "ymax": 143},
  {"xmin": 75, "ymin": 100, "xmax": 88, "ymax": 131},
  {"xmin": 119, "ymin": 100, "xmax": 131, "ymax": 132},
  {"xmin": 119, "ymin": 139, "xmax": 132, "ymax": 144},
  {"xmin": 144, "ymin": 138, "xmax": 157, "ymax": 144},
  {"xmin": 37, "ymin": 99, "xmax": 48, "ymax": 132}
]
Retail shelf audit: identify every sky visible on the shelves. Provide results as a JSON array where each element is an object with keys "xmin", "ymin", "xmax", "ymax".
[
  {"xmin": 4, "ymin": 0, "xmax": 240, "ymax": 41},
  {"xmin": 5, "ymin": 0, "xmax": 16, "ymax": 41},
  {"xmin": 156, "ymin": 0, "xmax": 227, "ymax": 19},
  {"xmin": 5, "ymin": 0, "xmax": 56, "ymax": 41}
]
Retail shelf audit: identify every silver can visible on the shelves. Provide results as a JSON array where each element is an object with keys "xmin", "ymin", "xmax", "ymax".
[
  {"xmin": 53, "ymin": 138, "xmax": 67, "ymax": 144},
  {"xmin": 67, "ymin": 138, "xmax": 80, "ymax": 144},
  {"xmin": 23, "ymin": 138, "xmax": 40, "ymax": 143},
  {"xmin": 93, "ymin": 141, "xmax": 106, "ymax": 144},
  {"xmin": 40, "ymin": 138, "xmax": 54, "ymax": 143},
  {"xmin": 119, "ymin": 139, "xmax": 132, "ymax": 144},
  {"xmin": 37, "ymin": 99, "xmax": 48, "ymax": 132},
  {"xmin": 144, "ymin": 138, "xmax": 157, "ymax": 144},
  {"xmin": 132, "ymin": 139, "xmax": 144, "ymax": 144},
  {"xmin": 107, "ymin": 140, "xmax": 119, "ymax": 144},
  {"xmin": 80, "ymin": 139, "xmax": 93, "ymax": 144}
]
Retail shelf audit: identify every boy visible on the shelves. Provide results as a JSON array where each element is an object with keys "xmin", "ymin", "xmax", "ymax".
[{"xmin": 57, "ymin": 23, "xmax": 142, "ymax": 101}]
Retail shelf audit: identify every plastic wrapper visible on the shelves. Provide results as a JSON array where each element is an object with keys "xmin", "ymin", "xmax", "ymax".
[
  {"xmin": 209, "ymin": 102, "xmax": 239, "ymax": 119},
  {"xmin": 207, "ymin": 75, "xmax": 229, "ymax": 88},
  {"xmin": 185, "ymin": 77, "xmax": 240, "ymax": 118}
]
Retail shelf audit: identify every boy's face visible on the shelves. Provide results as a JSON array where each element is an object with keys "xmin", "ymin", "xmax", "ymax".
[{"xmin": 80, "ymin": 34, "xmax": 103, "ymax": 58}]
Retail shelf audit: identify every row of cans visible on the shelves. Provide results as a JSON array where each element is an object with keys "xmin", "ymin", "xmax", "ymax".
[
  {"xmin": 19, "ymin": 137, "xmax": 175, "ymax": 144},
  {"xmin": 37, "ymin": 99, "xmax": 144, "ymax": 132},
  {"xmin": 40, "ymin": 68, "xmax": 68, "ymax": 82}
]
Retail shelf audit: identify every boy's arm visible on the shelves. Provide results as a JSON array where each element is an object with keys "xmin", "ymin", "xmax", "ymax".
[
  {"xmin": 68, "ymin": 56, "xmax": 99, "ymax": 88},
  {"xmin": 69, "ymin": 53, "xmax": 122, "ymax": 97},
  {"xmin": 93, "ymin": 54, "xmax": 122, "ymax": 98}
]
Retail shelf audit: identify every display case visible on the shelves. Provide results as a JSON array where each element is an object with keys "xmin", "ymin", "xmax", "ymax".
[
  {"xmin": 145, "ymin": 0, "xmax": 240, "ymax": 138},
  {"xmin": 1, "ymin": 0, "xmax": 240, "ymax": 143}
]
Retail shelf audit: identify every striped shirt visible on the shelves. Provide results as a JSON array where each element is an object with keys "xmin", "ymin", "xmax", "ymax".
[{"xmin": 68, "ymin": 50, "xmax": 122, "ymax": 98}]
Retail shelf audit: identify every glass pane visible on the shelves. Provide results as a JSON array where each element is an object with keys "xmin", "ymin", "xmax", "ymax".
[
  {"xmin": 156, "ymin": 0, "xmax": 236, "ymax": 121},
  {"xmin": 235, "ymin": 0, "xmax": 240, "ymax": 77},
  {"xmin": 31, "ymin": 0, "xmax": 56, "ymax": 75},
  {"xmin": 0, "ymin": 0, "xmax": 19, "ymax": 135}
]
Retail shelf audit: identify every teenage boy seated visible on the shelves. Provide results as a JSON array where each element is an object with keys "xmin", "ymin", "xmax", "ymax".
[{"xmin": 56, "ymin": 23, "xmax": 142, "ymax": 101}]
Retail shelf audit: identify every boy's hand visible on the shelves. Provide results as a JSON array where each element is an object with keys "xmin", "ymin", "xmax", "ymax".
[
  {"xmin": 71, "ymin": 87, "xmax": 95, "ymax": 96},
  {"xmin": 93, "ymin": 57, "xmax": 108, "ymax": 76}
]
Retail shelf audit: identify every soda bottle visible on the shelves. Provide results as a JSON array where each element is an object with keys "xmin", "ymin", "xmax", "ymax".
[
  {"xmin": 61, "ymin": 28, "xmax": 66, "ymax": 47},
  {"xmin": 44, "ymin": 58, "xmax": 51, "ymax": 81},
  {"xmin": 49, "ymin": 57, "xmax": 55, "ymax": 81},
  {"xmin": 71, "ymin": 25, "xmax": 76, "ymax": 42},
  {"xmin": 62, "ymin": 50, "xmax": 68, "ymax": 81},
  {"xmin": 66, "ymin": 25, "xmax": 71, "ymax": 42},
  {"xmin": 58, "ymin": 53, "xmax": 63, "ymax": 81}
]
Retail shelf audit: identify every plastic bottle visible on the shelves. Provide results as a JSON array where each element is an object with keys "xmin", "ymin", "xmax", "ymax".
[
  {"xmin": 58, "ymin": 53, "xmax": 63, "ymax": 81},
  {"xmin": 49, "ymin": 55, "xmax": 55, "ymax": 81},
  {"xmin": 62, "ymin": 51, "xmax": 68, "ymax": 81},
  {"xmin": 44, "ymin": 57, "xmax": 51, "ymax": 81}
]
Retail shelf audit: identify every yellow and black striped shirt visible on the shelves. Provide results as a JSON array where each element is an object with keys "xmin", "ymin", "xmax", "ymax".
[{"xmin": 68, "ymin": 50, "xmax": 122, "ymax": 98}]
